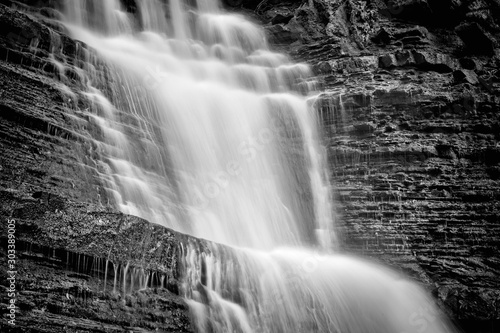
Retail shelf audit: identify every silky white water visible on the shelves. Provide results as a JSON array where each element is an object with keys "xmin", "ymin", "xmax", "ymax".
[{"xmin": 61, "ymin": 0, "xmax": 455, "ymax": 332}]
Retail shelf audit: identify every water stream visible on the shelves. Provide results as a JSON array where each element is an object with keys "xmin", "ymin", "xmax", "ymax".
[{"xmin": 60, "ymin": 0, "xmax": 455, "ymax": 332}]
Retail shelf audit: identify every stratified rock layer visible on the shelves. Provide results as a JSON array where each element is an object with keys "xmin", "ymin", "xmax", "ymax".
[
  {"xmin": 0, "ymin": 3, "xmax": 196, "ymax": 331},
  {"xmin": 0, "ymin": 194, "xmax": 195, "ymax": 332},
  {"xmin": 258, "ymin": 0, "xmax": 500, "ymax": 326}
]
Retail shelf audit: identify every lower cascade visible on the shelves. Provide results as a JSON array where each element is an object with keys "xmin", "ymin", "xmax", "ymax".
[{"xmin": 59, "ymin": 0, "xmax": 456, "ymax": 332}]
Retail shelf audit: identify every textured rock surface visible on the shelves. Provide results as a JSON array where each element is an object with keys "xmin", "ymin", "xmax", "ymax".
[
  {"xmin": 0, "ymin": 193, "xmax": 196, "ymax": 332},
  {"xmin": 257, "ymin": 0, "xmax": 500, "ymax": 327},
  {"xmin": 0, "ymin": 3, "xmax": 109, "ymax": 206},
  {"xmin": 0, "ymin": 3, "xmax": 196, "ymax": 331}
]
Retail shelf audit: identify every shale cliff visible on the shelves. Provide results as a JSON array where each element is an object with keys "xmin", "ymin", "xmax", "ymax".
[
  {"xmin": 0, "ymin": 0, "xmax": 499, "ymax": 332},
  {"xmin": 0, "ymin": 1, "xmax": 196, "ymax": 331},
  {"xmin": 255, "ymin": 0, "xmax": 500, "ymax": 327}
]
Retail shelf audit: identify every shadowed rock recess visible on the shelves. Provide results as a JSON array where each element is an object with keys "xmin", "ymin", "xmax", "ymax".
[{"xmin": 0, "ymin": 0, "xmax": 499, "ymax": 332}]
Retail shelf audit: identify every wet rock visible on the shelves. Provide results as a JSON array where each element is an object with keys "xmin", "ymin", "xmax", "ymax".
[
  {"xmin": 372, "ymin": 27, "xmax": 392, "ymax": 45},
  {"xmin": 0, "ymin": 243, "xmax": 194, "ymax": 332},
  {"xmin": 265, "ymin": 24, "xmax": 300, "ymax": 45},
  {"xmin": 378, "ymin": 53, "xmax": 396, "ymax": 68},
  {"xmin": 264, "ymin": 1, "xmax": 500, "ymax": 327},
  {"xmin": 378, "ymin": 51, "xmax": 458, "ymax": 72},
  {"xmin": 459, "ymin": 58, "xmax": 478, "ymax": 70},
  {"xmin": 412, "ymin": 50, "xmax": 458, "ymax": 72},
  {"xmin": 393, "ymin": 26, "xmax": 429, "ymax": 40},
  {"xmin": 354, "ymin": 122, "xmax": 376, "ymax": 135},
  {"xmin": 225, "ymin": 0, "xmax": 244, "ymax": 7},
  {"xmin": 271, "ymin": 13, "xmax": 294, "ymax": 25},
  {"xmin": 456, "ymin": 22, "xmax": 496, "ymax": 55},
  {"xmin": 39, "ymin": 7, "xmax": 62, "ymax": 20},
  {"xmin": 486, "ymin": 166, "xmax": 500, "ymax": 180},
  {"xmin": 0, "ymin": 194, "xmax": 198, "ymax": 332},
  {"xmin": 435, "ymin": 144, "xmax": 458, "ymax": 160},
  {"xmin": 453, "ymin": 69, "xmax": 479, "ymax": 85},
  {"xmin": 320, "ymin": 56, "xmax": 379, "ymax": 75}
]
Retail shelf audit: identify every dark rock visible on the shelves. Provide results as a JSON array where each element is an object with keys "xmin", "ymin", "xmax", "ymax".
[
  {"xmin": 486, "ymin": 166, "xmax": 500, "ymax": 180},
  {"xmin": 292, "ymin": 37, "xmax": 343, "ymax": 63},
  {"xmin": 459, "ymin": 58, "xmax": 477, "ymax": 70},
  {"xmin": 271, "ymin": 13, "xmax": 294, "ymax": 25},
  {"xmin": 281, "ymin": 2, "xmax": 500, "ymax": 326},
  {"xmin": 372, "ymin": 28, "xmax": 392, "ymax": 45},
  {"xmin": 354, "ymin": 122, "xmax": 376, "ymax": 135},
  {"xmin": 265, "ymin": 24, "xmax": 299, "ymax": 45},
  {"xmin": 313, "ymin": 61, "xmax": 333, "ymax": 74},
  {"xmin": 225, "ymin": 0, "xmax": 244, "ymax": 7},
  {"xmin": 483, "ymin": 147, "xmax": 500, "ymax": 166},
  {"xmin": 453, "ymin": 69, "xmax": 479, "ymax": 85},
  {"xmin": 39, "ymin": 7, "xmax": 62, "ymax": 20},
  {"xmin": 382, "ymin": 0, "xmax": 463, "ymax": 27},
  {"xmin": 0, "ymin": 245, "xmax": 194, "ymax": 332},
  {"xmin": 0, "ymin": 194, "xmax": 199, "ymax": 332},
  {"xmin": 435, "ymin": 144, "xmax": 458, "ymax": 160},
  {"xmin": 378, "ymin": 51, "xmax": 458, "ymax": 72},
  {"xmin": 456, "ymin": 22, "xmax": 496, "ymax": 55},
  {"xmin": 393, "ymin": 26, "xmax": 429, "ymax": 40},
  {"xmin": 412, "ymin": 50, "xmax": 458, "ymax": 72},
  {"xmin": 378, "ymin": 54, "xmax": 395, "ymax": 68}
]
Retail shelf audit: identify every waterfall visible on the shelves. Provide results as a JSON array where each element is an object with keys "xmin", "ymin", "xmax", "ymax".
[{"xmin": 60, "ymin": 0, "xmax": 455, "ymax": 332}]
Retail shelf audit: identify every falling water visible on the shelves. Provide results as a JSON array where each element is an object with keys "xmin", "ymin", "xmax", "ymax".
[{"xmin": 60, "ymin": 0, "xmax": 455, "ymax": 332}]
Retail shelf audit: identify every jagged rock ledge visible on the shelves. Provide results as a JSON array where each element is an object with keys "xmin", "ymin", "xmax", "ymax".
[{"xmin": 0, "ymin": 191, "xmax": 199, "ymax": 332}]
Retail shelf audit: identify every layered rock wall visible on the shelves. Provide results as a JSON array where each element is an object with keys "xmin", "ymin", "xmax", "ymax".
[
  {"xmin": 0, "ymin": 197, "xmax": 195, "ymax": 332},
  {"xmin": 0, "ymin": 3, "xmax": 196, "ymax": 331},
  {"xmin": 258, "ymin": 0, "xmax": 500, "ymax": 324}
]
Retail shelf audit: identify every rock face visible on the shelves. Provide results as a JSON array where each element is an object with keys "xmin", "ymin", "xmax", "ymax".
[
  {"xmin": 0, "ymin": 3, "xmax": 196, "ymax": 331},
  {"xmin": 0, "ymin": 2, "xmax": 108, "ymax": 206},
  {"xmin": 0, "ymin": 196, "xmax": 195, "ymax": 332},
  {"xmin": 0, "ymin": 0, "xmax": 499, "ymax": 332},
  {"xmin": 257, "ymin": 0, "xmax": 500, "ymax": 327}
]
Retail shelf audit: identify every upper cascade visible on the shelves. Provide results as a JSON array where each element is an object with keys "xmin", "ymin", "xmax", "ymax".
[{"xmin": 61, "ymin": 0, "xmax": 335, "ymax": 250}]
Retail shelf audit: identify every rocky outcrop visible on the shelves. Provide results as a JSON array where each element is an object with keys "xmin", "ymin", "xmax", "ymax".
[
  {"xmin": 0, "ymin": 3, "xmax": 197, "ymax": 331},
  {"xmin": 0, "ymin": 3, "xmax": 109, "ymax": 206},
  {"xmin": 0, "ymin": 195, "xmax": 195, "ymax": 332},
  {"xmin": 257, "ymin": 0, "xmax": 500, "ymax": 328}
]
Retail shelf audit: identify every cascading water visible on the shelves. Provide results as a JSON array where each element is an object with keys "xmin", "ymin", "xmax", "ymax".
[{"xmin": 60, "ymin": 0, "xmax": 456, "ymax": 332}]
